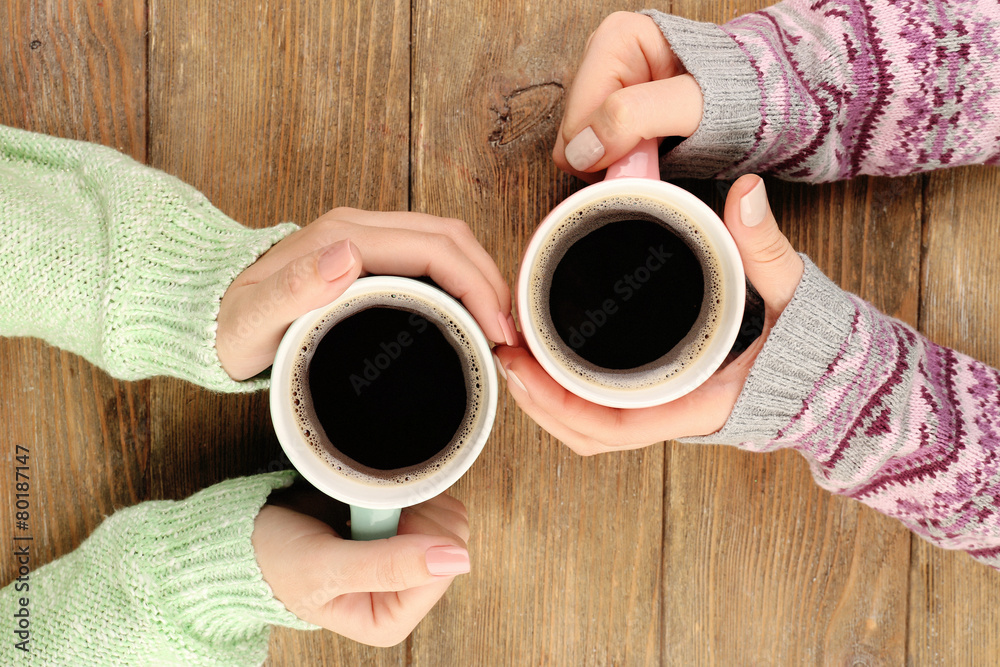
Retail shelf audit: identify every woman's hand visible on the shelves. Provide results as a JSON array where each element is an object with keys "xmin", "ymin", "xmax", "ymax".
[
  {"xmin": 494, "ymin": 175, "xmax": 804, "ymax": 455},
  {"xmin": 252, "ymin": 487, "xmax": 470, "ymax": 647},
  {"xmin": 217, "ymin": 208, "xmax": 515, "ymax": 381},
  {"xmin": 555, "ymin": 11, "xmax": 704, "ymax": 181}
]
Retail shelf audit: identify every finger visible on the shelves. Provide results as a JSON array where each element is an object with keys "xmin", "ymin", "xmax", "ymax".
[
  {"xmin": 324, "ymin": 581, "xmax": 454, "ymax": 647},
  {"xmin": 559, "ymin": 75, "xmax": 703, "ymax": 174},
  {"xmin": 409, "ymin": 491, "xmax": 469, "ymax": 520},
  {"xmin": 559, "ymin": 11, "xmax": 681, "ymax": 143},
  {"xmin": 723, "ymin": 175, "xmax": 805, "ymax": 310},
  {"xmin": 314, "ymin": 534, "xmax": 466, "ymax": 644},
  {"xmin": 218, "ymin": 240, "xmax": 362, "ymax": 379},
  {"xmin": 495, "ymin": 345, "xmax": 737, "ymax": 448},
  {"xmin": 233, "ymin": 213, "xmax": 513, "ymax": 345},
  {"xmin": 404, "ymin": 498, "xmax": 469, "ymax": 530},
  {"xmin": 556, "ymin": 12, "xmax": 691, "ymax": 177},
  {"xmin": 399, "ymin": 510, "xmax": 469, "ymax": 546},
  {"xmin": 400, "ymin": 494, "xmax": 470, "ymax": 545},
  {"xmin": 321, "ymin": 533, "xmax": 470, "ymax": 596},
  {"xmin": 341, "ymin": 223, "xmax": 510, "ymax": 344},
  {"xmin": 328, "ymin": 208, "xmax": 512, "ymax": 317},
  {"xmin": 492, "ymin": 346, "xmax": 629, "ymax": 455},
  {"xmin": 251, "ymin": 218, "xmax": 510, "ymax": 345}
]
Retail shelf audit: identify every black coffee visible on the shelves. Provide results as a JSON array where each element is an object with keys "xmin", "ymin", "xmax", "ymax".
[
  {"xmin": 307, "ymin": 307, "xmax": 467, "ymax": 470},
  {"xmin": 548, "ymin": 218, "xmax": 703, "ymax": 369},
  {"xmin": 528, "ymin": 194, "xmax": 724, "ymax": 390},
  {"xmin": 289, "ymin": 293, "xmax": 484, "ymax": 483}
]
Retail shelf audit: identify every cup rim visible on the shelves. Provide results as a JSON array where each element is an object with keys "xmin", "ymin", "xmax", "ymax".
[
  {"xmin": 516, "ymin": 178, "xmax": 745, "ymax": 409},
  {"xmin": 270, "ymin": 276, "xmax": 498, "ymax": 509}
]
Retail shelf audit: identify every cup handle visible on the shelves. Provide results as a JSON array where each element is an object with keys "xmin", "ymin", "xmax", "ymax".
[
  {"xmin": 350, "ymin": 506, "xmax": 402, "ymax": 540},
  {"xmin": 604, "ymin": 138, "xmax": 661, "ymax": 181}
]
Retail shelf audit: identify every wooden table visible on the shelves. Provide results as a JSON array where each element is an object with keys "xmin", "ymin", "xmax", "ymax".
[{"xmin": 2, "ymin": 1, "xmax": 998, "ymax": 664}]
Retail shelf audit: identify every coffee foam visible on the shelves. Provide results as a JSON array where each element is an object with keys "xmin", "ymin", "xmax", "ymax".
[
  {"xmin": 529, "ymin": 194, "xmax": 724, "ymax": 391},
  {"xmin": 288, "ymin": 291, "xmax": 486, "ymax": 486}
]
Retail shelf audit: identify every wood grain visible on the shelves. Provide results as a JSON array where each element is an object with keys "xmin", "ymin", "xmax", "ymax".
[
  {"xmin": 0, "ymin": 0, "xmax": 149, "ymax": 587},
  {"xmin": 0, "ymin": 0, "xmax": 146, "ymax": 154},
  {"xmin": 147, "ymin": 0, "xmax": 411, "ymax": 663},
  {"xmin": 909, "ymin": 165, "xmax": 1000, "ymax": 665},
  {"xmin": 662, "ymin": 174, "xmax": 917, "ymax": 665},
  {"xmin": 659, "ymin": 1, "xmax": 920, "ymax": 661},
  {"xmin": 410, "ymin": 1, "xmax": 663, "ymax": 664},
  {"xmin": 2, "ymin": 0, "xmax": 998, "ymax": 664}
]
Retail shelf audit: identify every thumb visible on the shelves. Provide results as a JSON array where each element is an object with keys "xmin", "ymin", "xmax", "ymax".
[
  {"xmin": 723, "ymin": 175, "xmax": 804, "ymax": 310},
  {"xmin": 562, "ymin": 74, "xmax": 703, "ymax": 173},
  {"xmin": 218, "ymin": 239, "xmax": 362, "ymax": 380},
  {"xmin": 253, "ymin": 239, "xmax": 362, "ymax": 325},
  {"xmin": 326, "ymin": 534, "xmax": 470, "ymax": 594}
]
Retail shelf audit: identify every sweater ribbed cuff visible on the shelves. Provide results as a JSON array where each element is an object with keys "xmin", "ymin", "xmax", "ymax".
[
  {"xmin": 0, "ymin": 124, "xmax": 301, "ymax": 394},
  {"xmin": 142, "ymin": 471, "xmax": 318, "ymax": 640},
  {"xmin": 103, "ymin": 212, "xmax": 299, "ymax": 393},
  {"xmin": 1, "ymin": 472, "xmax": 316, "ymax": 664},
  {"xmin": 681, "ymin": 257, "xmax": 856, "ymax": 449},
  {"xmin": 639, "ymin": 10, "xmax": 762, "ymax": 180}
]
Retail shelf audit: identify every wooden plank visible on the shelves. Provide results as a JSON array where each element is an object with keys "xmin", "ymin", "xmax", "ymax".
[
  {"xmin": 410, "ymin": 1, "xmax": 664, "ymax": 665},
  {"xmin": 0, "ymin": 0, "xmax": 146, "ymax": 153},
  {"xmin": 663, "ymin": 174, "xmax": 917, "ymax": 664},
  {"xmin": 0, "ymin": 0, "xmax": 149, "ymax": 587},
  {"xmin": 146, "ymin": 0, "xmax": 411, "ymax": 663},
  {"xmin": 655, "ymin": 0, "xmax": 924, "ymax": 660},
  {"xmin": 908, "ymin": 165, "xmax": 1000, "ymax": 665}
]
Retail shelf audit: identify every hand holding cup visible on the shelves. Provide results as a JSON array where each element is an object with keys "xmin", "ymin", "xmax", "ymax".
[
  {"xmin": 496, "ymin": 175, "xmax": 804, "ymax": 455},
  {"xmin": 216, "ymin": 207, "xmax": 514, "ymax": 381},
  {"xmin": 253, "ymin": 484, "xmax": 470, "ymax": 647},
  {"xmin": 554, "ymin": 11, "xmax": 705, "ymax": 181}
]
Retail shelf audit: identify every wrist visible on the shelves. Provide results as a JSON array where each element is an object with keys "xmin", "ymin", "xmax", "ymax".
[
  {"xmin": 682, "ymin": 256, "xmax": 856, "ymax": 449},
  {"xmin": 146, "ymin": 473, "xmax": 318, "ymax": 627}
]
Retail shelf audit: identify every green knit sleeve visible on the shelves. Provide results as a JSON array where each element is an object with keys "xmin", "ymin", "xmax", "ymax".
[
  {"xmin": 0, "ymin": 125, "xmax": 299, "ymax": 392},
  {"xmin": 0, "ymin": 472, "xmax": 318, "ymax": 666}
]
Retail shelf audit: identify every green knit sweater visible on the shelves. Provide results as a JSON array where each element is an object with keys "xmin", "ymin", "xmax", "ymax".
[{"xmin": 0, "ymin": 125, "xmax": 317, "ymax": 664}]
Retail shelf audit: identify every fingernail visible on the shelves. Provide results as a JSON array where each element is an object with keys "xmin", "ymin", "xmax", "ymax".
[
  {"xmin": 739, "ymin": 179, "xmax": 768, "ymax": 227},
  {"xmin": 506, "ymin": 313, "xmax": 519, "ymax": 346},
  {"xmin": 492, "ymin": 352, "xmax": 507, "ymax": 381},
  {"xmin": 497, "ymin": 312, "xmax": 515, "ymax": 346},
  {"xmin": 318, "ymin": 240, "xmax": 356, "ymax": 281},
  {"xmin": 565, "ymin": 126, "xmax": 605, "ymax": 172},
  {"xmin": 506, "ymin": 368, "xmax": 529, "ymax": 399},
  {"xmin": 426, "ymin": 545, "xmax": 470, "ymax": 576}
]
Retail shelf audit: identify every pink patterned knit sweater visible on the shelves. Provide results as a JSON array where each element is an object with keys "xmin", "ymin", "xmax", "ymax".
[
  {"xmin": 644, "ymin": 0, "xmax": 1000, "ymax": 569},
  {"xmin": 646, "ymin": 0, "xmax": 1000, "ymax": 181}
]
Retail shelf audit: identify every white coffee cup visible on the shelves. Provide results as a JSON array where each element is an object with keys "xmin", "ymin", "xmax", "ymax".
[
  {"xmin": 516, "ymin": 139, "xmax": 745, "ymax": 409},
  {"xmin": 270, "ymin": 276, "xmax": 498, "ymax": 539}
]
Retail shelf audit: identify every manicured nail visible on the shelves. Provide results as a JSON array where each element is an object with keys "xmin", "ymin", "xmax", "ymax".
[
  {"xmin": 506, "ymin": 368, "xmax": 529, "ymax": 399},
  {"xmin": 497, "ymin": 312, "xmax": 516, "ymax": 346},
  {"xmin": 426, "ymin": 545, "xmax": 470, "ymax": 576},
  {"xmin": 739, "ymin": 179, "xmax": 768, "ymax": 227},
  {"xmin": 506, "ymin": 313, "xmax": 519, "ymax": 346},
  {"xmin": 317, "ymin": 240, "xmax": 356, "ymax": 281},
  {"xmin": 492, "ymin": 352, "xmax": 507, "ymax": 381},
  {"xmin": 565, "ymin": 126, "xmax": 605, "ymax": 172}
]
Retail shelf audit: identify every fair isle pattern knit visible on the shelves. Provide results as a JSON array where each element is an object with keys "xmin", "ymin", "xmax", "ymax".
[
  {"xmin": 644, "ymin": 0, "xmax": 1000, "ymax": 181},
  {"xmin": 685, "ymin": 259, "xmax": 1000, "ymax": 570},
  {"xmin": 0, "ymin": 124, "xmax": 299, "ymax": 391}
]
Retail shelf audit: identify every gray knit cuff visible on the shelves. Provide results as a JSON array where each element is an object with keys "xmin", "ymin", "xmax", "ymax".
[
  {"xmin": 639, "ymin": 10, "xmax": 761, "ymax": 179},
  {"xmin": 682, "ymin": 257, "xmax": 856, "ymax": 448}
]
